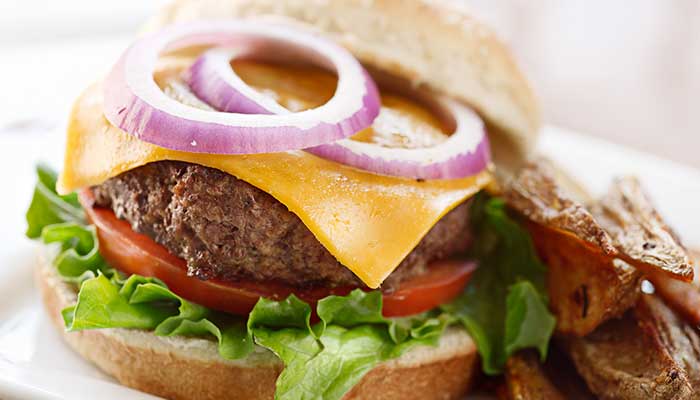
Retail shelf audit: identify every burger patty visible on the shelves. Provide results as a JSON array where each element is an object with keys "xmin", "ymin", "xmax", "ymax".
[{"xmin": 92, "ymin": 161, "xmax": 472, "ymax": 289}]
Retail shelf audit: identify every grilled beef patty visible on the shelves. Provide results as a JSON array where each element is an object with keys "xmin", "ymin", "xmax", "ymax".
[{"xmin": 92, "ymin": 161, "xmax": 472, "ymax": 288}]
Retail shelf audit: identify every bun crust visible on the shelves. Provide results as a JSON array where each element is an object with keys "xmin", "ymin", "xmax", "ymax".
[
  {"xmin": 36, "ymin": 252, "xmax": 480, "ymax": 400},
  {"xmin": 148, "ymin": 0, "xmax": 540, "ymax": 173}
]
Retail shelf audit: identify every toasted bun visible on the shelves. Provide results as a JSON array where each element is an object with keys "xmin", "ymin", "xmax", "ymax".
[
  {"xmin": 36, "ymin": 251, "xmax": 480, "ymax": 400},
  {"xmin": 148, "ymin": 0, "xmax": 540, "ymax": 173}
]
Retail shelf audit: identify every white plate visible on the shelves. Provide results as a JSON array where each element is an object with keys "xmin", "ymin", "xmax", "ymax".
[{"xmin": 0, "ymin": 126, "xmax": 699, "ymax": 399}]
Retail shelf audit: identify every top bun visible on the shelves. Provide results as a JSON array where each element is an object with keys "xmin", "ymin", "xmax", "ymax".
[{"xmin": 148, "ymin": 0, "xmax": 540, "ymax": 172}]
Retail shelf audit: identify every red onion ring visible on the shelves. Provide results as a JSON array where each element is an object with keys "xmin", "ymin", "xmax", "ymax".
[
  {"xmin": 186, "ymin": 47, "xmax": 288, "ymax": 115},
  {"xmin": 308, "ymin": 100, "xmax": 491, "ymax": 179},
  {"xmin": 103, "ymin": 21, "xmax": 380, "ymax": 154},
  {"xmin": 186, "ymin": 47, "xmax": 491, "ymax": 179}
]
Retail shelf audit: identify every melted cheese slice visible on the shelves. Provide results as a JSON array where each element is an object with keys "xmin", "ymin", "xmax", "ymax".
[{"xmin": 59, "ymin": 62, "xmax": 491, "ymax": 288}]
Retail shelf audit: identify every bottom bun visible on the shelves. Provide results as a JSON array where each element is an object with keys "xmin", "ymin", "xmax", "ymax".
[{"xmin": 36, "ymin": 251, "xmax": 479, "ymax": 400}]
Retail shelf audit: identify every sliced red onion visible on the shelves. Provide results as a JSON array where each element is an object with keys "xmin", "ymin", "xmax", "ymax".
[
  {"xmin": 186, "ymin": 46, "xmax": 491, "ymax": 179},
  {"xmin": 103, "ymin": 21, "xmax": 380, "ymax": 154},
  {"xmin": 185, "ymin": 47, "xmax": 288, "ymax": 115},
  {"xmin": 307, "ymin": 99, "xmax": 491, "ymax": 179}
]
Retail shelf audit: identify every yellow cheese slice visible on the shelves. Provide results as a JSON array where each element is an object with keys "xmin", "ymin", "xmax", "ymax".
[{"xmin": 58, "ymin": 64, "xmax": 491, "ymax": 288}]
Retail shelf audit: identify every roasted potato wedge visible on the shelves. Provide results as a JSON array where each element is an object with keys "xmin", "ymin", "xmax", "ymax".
[
  {"xmin": 562, "ymin": 294, "xmax": 699, "ymax": 400},
  {"xmin": 591, "ymin": 177, "xmax": 693, "ymax": 282},
  {"xmin": 528, "ymin": 222, "xmax": 642, "ymax": 336},
  {"xmin": 650, "ymin": 249, "xmax": 700, "ymax": 329},
  {"xmin": 505, "ymin": 160, "xmax": 698, "ymax": 337},
  {"xmin": 503, "ymin": 159, "xmax": 616, "ymax": 254},
  {"xmin": 504, "ymin": 160, "xmax": 642, "ymax": 335},
  {"xmin": 503, "ymin": 349, "xmax": 594, "ymax": 400}
]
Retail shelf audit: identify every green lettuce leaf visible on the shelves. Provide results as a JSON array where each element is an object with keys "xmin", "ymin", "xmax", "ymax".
[
  {"xmin": 271, "ymin": 324, "xmax": 394, "ymax": 400},
  {"xmin": 25, "ymin": 165, "xmax": 555, "ymax": 398},
  {"xmin": 41, "ymin": 223, "xmax": 107, "ymax": 283},
  {"xmin": 63, "ymin": 271, "xmax": 256, "ymax": 360},
  {"xmin": 443, "ymin": 194, "xmax": 556, "ymax": 374},
  {"xmin": 26, "ymin": 164, "xmax": 84, "ymax": 238},
  {"xmin": 504, "ymin": 280, "xmax": 555, "ymax": 358},
  {"xmin": 64, "ymin": 274, "xmax": 175, "ymax": 330},
  {"xmin": 248, "ymin": 290, "xmax": 447, "ymax": 400}
]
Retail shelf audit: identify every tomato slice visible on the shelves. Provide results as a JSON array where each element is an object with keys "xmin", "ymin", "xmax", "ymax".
[{"xmin": 79, "ymin": 189, "xmax": 474, "ymax": 317}]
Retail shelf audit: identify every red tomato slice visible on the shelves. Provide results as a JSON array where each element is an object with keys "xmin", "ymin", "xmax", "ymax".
[{"xmin": 79, "ymin": 189, "xmax": 474, "ymax": 317}]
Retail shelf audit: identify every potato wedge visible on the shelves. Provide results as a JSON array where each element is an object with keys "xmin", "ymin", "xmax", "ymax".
[
  {"xmin": 527, "ymin": 222, "xmax": 642, "ymax": 336},
  {"xmin": 503, "ymin": 349, "xmax": 594, "ymax": 400},
  {"xmin": 591, "ymin": 177, "xmax": 693, "ymax": 281},
  {"xmin": 563, "ymin": 294, "xmax": 697, "ymax": 400},
  {"xmin": 503, "ymin": 159, "xmax": 616, "ymax": 254},
  {"xmin": 651, "ymin": 249, "xmax": 700, "ymax": 327},
  {"xmin": 504, "ymin": 160, "xmax": 642, "ymax": 336}
]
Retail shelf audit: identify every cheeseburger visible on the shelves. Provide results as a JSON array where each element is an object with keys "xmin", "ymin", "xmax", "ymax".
[{"xmin": 25, "ymin": 1, "xmax": 699, "ymax": 400}]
